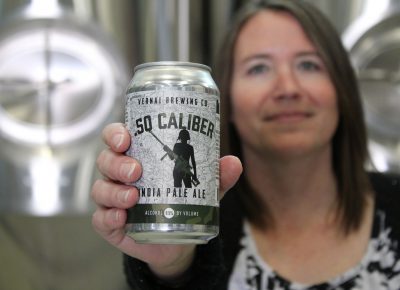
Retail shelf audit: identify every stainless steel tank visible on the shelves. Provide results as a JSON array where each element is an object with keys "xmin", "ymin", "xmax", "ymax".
[
  {"xmin": 130, "ymin": 0, "xmax": 233, "ymax": 65},
  {"xmin": 342, "ymin": 0, "xmax": 400, "ymax": 173},
  {"xmin": 0, "ymin": 0, "xmax": 130, "ymax": 216},
  {"xmin": 306, "ymin": 0, "xmax": 400, "ymax": 173},
  {"xmin": 0, "ymin": 0, "xmax": 131, "ymax": 289},
  {"xmin": 1, "ymin": 1, "xmax": 398, "ymax": 289},
  {"xmin": 0, "ymin": 0, "xmax": 227, "ymax": 289}
]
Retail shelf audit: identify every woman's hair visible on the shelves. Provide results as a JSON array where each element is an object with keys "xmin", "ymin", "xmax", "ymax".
[{"xmin": 214, "ymin": 0, "xmax": 371, "ymax": 234}]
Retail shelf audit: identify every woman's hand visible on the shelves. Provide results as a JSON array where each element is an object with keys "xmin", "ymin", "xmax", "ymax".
[{"xmin": 91, "ymin": 123, "xmax": 242, "ymax": 279}]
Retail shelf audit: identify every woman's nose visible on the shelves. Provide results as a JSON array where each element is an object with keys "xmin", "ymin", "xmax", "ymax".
[{"xmin": 273, "ymin": 67, "xmax": 301, "ymax": 101}]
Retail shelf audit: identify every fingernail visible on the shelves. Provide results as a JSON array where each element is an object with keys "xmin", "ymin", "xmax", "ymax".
[
  {"xmin": 113, "ymin": 133, "xmax": 124, "ymax": 149},
  {"xmin": 121, "ymin": 163, "xmax": 136, "ymax": 179},
  {"xmin": 120, "ymin": 190, "xmax": 131, "ymax": 203}
]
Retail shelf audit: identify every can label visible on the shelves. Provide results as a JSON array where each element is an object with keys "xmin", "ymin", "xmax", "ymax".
[{"xmin": 125, "ymin": 90, "xmax": 220, "ymax": 226}]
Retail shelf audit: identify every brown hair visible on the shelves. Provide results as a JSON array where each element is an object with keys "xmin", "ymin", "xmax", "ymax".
[{"xmin": 214, "ymin": 0, "xmax": 371, "ymax": 234}]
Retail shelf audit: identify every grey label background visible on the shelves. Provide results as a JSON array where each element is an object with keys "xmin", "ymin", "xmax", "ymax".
[{"xmin": 125, "ymin": 90, "xmax": 220, "ymax": 207}]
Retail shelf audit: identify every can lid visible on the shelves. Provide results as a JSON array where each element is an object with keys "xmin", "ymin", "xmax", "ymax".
[{"xmin": 134, "ymin": 61, "xmax": 211, "ymax": 73}]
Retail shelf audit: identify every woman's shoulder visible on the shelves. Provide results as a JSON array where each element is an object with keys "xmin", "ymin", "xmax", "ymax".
[
  {"xmin": 370, "ymin": 171, "xmax": 400, "ymax": 237},
  {"xmin": 370, "ymin": 171, "xmax": 400, "ymax": 205},
  {"xmin": 369, "ymin": 171, "xmax": 400, "ymax": 195}
]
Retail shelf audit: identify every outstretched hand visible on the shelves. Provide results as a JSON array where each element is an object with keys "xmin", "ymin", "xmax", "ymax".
[{"xmin": 91, "ymin": 122, "xmax": 242, "ymax": 279}]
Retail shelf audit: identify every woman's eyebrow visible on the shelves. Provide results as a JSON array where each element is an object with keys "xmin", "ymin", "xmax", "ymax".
[
  {"xmin": 239, "ymin": 54, "xmax": 271, "ymax": 65},
  {"xmin": 239, "ymin": 50, "xmax": 320, "ymax": 63}
]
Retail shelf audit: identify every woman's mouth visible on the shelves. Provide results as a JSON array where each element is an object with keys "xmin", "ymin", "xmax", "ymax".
[{"xmin": 265, "ymin": 111, "xmax": 313, "ymax": 122}]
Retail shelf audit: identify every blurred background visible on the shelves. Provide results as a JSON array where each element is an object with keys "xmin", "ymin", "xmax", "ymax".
[{"xmin": 0, "ymin": 0, "xmax": 399, "ymax": 289}]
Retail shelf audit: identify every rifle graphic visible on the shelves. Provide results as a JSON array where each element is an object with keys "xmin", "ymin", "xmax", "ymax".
[{"xmin": 148, "ymin": 130, "xmax": 200, "ymax": 187}]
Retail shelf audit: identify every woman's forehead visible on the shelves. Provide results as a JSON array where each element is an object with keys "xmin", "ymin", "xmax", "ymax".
[{"xmin": 234, "ymin": 10, "xmax": 316, "ymax": 60}]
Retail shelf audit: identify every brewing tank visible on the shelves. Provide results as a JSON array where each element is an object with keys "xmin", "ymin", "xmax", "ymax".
[
  {"xmin": 0, "ymin": 1, "xmax": 399, "ymax": 289},
  {"xmin": 0, "ymin": 0, "xmax": 131, "ymax": 289},
  {"xmin": 305, "ymin": 0, "xmax": 400, "ymax": 173},
  {"xmin": 342, "ymin": 0, "xmax": 400, "ymax": 173}
]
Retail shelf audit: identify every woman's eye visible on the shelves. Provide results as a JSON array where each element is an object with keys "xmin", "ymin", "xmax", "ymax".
[
  {"xmin": 298, "ymin": 60, "xmax": 321, "ymax": 72},
  {"xmin": 247, "ymin": 64, "xmax": 269, "ymax": 75}
]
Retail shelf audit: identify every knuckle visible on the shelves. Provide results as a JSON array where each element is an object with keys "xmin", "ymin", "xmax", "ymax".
[
  {"xmin": 101, "ymin": 123, "xmax": 115, "ymax": 144},
  {"xmin": 91, "ymin": 210, "xmax": 103, "ymax": 230},
  {"xmin": 97, "ymin": 148, "xmax": 141, "ymax": 183},
  {"xmin": 102, "ymin": 123, "xmax": 127, "ymax": 148},
  {"xmin": 97, "ymin": 149, "xmax": 120, "ymax": 180},
  {"xmin": 93, "ymin": 179, "xmax": 131, "ymax": 208},
  {"xmin": 92, "ymin": 208, "xmax": 119, "ymax": 232},
  {"xmin": 91, "ymin": 179, "xmax": 115, "ymax": 207},
  {"xmin": 91, "ymin": 179, "xmax": 103, "ymax": 200},
  {"xmin": 96, "ymin": 149, "xmax": 108, "ymax": 172}
]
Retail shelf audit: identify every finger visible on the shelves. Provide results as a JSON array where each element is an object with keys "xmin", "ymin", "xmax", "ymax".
[
  {"xmin": 91, "ymin": 179, "xmax": 139, "ymax": 209},
  {"xmin": 92, "ymin": 207, "xmax": 128, "ymax": 246},
  {"xmin": 219, "ymin": 155, "xmax": 243, "ymax": 199},
  {"xmin": 92, "ymin": 207, "xmax": 156, "ymax": 259},
  {"xmin": 96, "ymin": 149, "xmax": 142, "ymax": 183},
  {"xmin": 102, "ymin": 123, "xmax": 131, "ymax": 153}
]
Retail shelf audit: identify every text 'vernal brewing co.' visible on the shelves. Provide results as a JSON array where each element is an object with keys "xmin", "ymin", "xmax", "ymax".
[{"xmin": 124, "ymin": 61, "xmax": 220, "ymax": 244}]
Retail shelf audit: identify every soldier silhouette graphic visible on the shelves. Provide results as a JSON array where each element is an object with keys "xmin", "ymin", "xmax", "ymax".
[
  {"xmin": 172, "ymin": 130, "xmax": 198, "ymax": 188},
  {"xmin": 149, "ymin": 129, "xmax": 200, "ymax": 188}
]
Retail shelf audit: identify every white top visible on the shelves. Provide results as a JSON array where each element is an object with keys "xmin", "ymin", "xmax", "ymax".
[{"xmin": 229, "ymin": 210, "xmax": 400, "ymax": 290}]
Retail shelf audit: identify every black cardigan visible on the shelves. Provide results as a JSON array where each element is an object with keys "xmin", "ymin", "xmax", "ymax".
[{"xmin": 123, "ymin": 172, "xmax": 400, "ymax": 289}]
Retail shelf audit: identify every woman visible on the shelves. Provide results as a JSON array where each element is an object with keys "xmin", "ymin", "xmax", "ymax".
[{"xmin": 91, "ymin": 0, "xmax": 400, "ymax": 289}]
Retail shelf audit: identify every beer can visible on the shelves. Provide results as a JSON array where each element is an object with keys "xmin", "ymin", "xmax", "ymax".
[{"xmin": 124, "ymin": 61, "xmax": 220, "ymax": 244}]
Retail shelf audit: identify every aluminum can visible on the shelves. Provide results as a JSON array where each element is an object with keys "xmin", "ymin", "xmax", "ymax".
[{"xmin": 124, "ymin": 61, "xmax": 220, "ymax": 244}]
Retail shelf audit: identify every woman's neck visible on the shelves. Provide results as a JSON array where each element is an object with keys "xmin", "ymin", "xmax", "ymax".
[{"xmin": 242, "ymin": 145, "xmax": 338, "ymax": 231}]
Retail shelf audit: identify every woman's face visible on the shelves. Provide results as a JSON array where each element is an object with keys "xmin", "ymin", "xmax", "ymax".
[{"xmin": 231, "ymin": 10, "xmax": 338, "ymax": 159}]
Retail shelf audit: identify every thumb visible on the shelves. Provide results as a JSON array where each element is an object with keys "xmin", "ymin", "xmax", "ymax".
[{"xmin": 219, "ymin": 155, "xmax": 243, "ymax": 200}]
